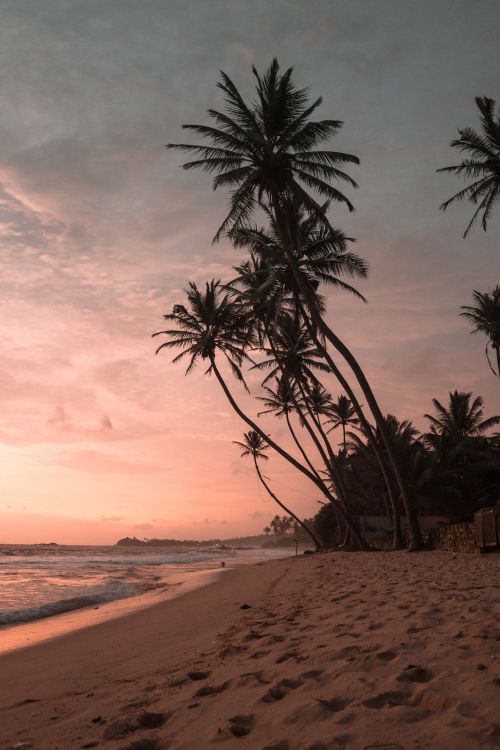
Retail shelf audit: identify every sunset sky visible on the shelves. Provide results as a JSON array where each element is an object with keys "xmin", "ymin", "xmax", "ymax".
[{"xmin": 1, "ymin": 0, "xmax": 498, "ymax": 544}]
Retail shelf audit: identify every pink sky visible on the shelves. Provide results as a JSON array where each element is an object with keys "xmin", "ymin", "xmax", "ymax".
[{"xmin": 0, "ymin": 1, "xmax": 498, "ymax": 544}]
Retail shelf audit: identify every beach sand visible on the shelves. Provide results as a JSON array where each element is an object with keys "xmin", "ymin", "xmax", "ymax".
[{"xmin": 1, "ymin": 551, "xmax": 499, "ymax": 750}]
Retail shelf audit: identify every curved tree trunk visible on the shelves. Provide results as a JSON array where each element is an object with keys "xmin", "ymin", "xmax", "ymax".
[
  {"xmin": 253, "ymin": 456, "xmax": 320, "ymax": 548},
  {"xmin": 210, "ymin": 357, "xmax": 370, "ymax": 550},
  {"xmin": 271, "ymin": 200, "xmax": 422, "ymax": 550},
  {"xmin": 300, "ymin": 306, "xmax": 405, "ymax": 550},
  {"xmin": 265, "ymin": 330, "xmax": 352, "ymax": 521},
  {"xmin": 285, "ymin": 411, "xmax": 322, "ymax": 481}
]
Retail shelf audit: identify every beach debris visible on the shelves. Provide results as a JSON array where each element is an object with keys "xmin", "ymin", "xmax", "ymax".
[{"xmin": 240, "ymin": 603, "xmax": 252, "ymax": 609}]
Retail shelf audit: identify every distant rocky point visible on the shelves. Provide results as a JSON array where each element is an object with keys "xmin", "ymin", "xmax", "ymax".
[{"xmin": 116, "ymin": 535, "xmax": 267, "ymax": 548}]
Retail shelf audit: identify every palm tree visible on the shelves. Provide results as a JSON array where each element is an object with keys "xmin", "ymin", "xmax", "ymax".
[
  {"xmin": 234, "ymin": 430, "xmax": 320, "ymax": 547},
  {"xmin": 153, "ymin": 279, "xmax": 359, "ymax": 535},
  {"xmin": 231, "ymin": 210, "xmax": 405, "ymax": 547},
  {"xmin": 167, "ymin": 59, "xmax": 359, "ymax": 241},
  {"xmin": 437, "ymin": 97, "xmax": 500, "ymax": 237},
  {"xmin": 167, "ymin": 59, "xmax": 423, "ymax": 549},
  {"xmin": 326, "ymin": 395, "xmax": 359, "ymax": 451},
  {"xmin": 424, "ymin": 391, "xmax": 500, "ymax": 442},
  {"xmin": 460, "ymin": 287, "xmax": 500, "ymax": 376}
]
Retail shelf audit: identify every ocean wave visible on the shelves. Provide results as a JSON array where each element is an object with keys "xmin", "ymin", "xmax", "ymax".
[
  {"xmin": 0, "ymin": 549, "xmax": 235, "ymax": 567},
  {"xmin": 0, "ymin": 579, "xmax": 138, "ymax": 626}
]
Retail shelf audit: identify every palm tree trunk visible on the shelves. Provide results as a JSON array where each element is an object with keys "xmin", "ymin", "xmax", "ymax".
[
  {"xmin": 293, "ymin": 378, "xmax": 349, "ymax": 506},
  {"xmin": 252, "ymin": 456, "xmax": 320, "ymax": 547},
  {"xmin": 301, "ymin": 312, "xmax": 404, "ymax": 549},
  {"xmin": 264, "ymin": 329, "xmax": 352, "ymax": 520},
  {"xmin": 285, "ymin": 411, "xmax": 322, "ymax": 481},
  {"xmin": 271, "ymin": 200, "xmax": 423, "ymax": 550},
  {"xmin": 210, "ymin": 357, "xmax": 369, "ymax": 549}
]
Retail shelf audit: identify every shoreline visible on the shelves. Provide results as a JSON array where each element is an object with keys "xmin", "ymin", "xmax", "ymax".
[
  {"xmin": 0, "ymin": 547, "xmax": 297, "ymax": 656},
  {"xmin": 1, "ymin": 550, "xmax": 499, "ymax": 750}
]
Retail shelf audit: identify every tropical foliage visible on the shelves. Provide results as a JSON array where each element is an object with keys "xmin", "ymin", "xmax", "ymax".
[
  {"xmin": 438, "ymin": 96, "xmax": 500, "ymax": 236},
  {"xmin": 460, "ymin": 287, "xmax": 500, "ymax": 376},
  {"xmin": 155, "ymin": 60, "xmax": 499, "ymax": 553}
]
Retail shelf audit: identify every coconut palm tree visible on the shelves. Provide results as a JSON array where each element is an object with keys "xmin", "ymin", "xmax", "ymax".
[
  {"xmin": 424, "ymin": 391, "xmax": 500, "ymax": 442},
  {"xmin": 234, "ymin": 430, "xmax": 320, "ymax": 547},
  {"xmin": 167, "ymin": 59, "xmax": 422, "ymax": 548},
  {"xmin": 167, "ymin": 59, "xmax": 359, "ymax": 241},
  {"xmin": 437, "ymin": 97, "xmax": 500, "ymax": 237},
  {"xmin": 153, "ymin": 279, "xmax": 362, "ymax": 540},
  {"xmin": 326, "ymin": 395, "xmax": 360, "ymax": 451},
  {"xmin": 460, "ymin": 286, "xmax": 500, "ymax": 376},
  {"xmin": 231, "ymin": 209, "xmax": 406, "ymax": 547}
]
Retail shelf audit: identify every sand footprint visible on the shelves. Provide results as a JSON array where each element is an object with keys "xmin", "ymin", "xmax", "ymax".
[
  {"xmin": 237, "ymin": 671, "xmax": 272, "ymax": 687},
  {"xmin": 362, "ymin": 690, "xmax": 409, "ymax": 709},
  {"xmin": 316, "ymin": 696, "xmax": 351, "ymax": 713},
  {"xmin": 397, "ymin": 666, "xmax": 433, "ymax": 683},
  {"xmin": 187, "ymin": 670, "xmax": 211, "ymax": 681},
  {"xmin": 120, "ymin": 740, "xmax": 164, "ymax": 750},
  {"xmin": 228, "ymin": 713, "xmax": 256, "ymax": 737},
  {"xmin": 375, "ymin": 649, "xmax": 398, "ymax": 662},
  {"xmin": 194, "ymin": 680, "xmax": 231, "ymax": 697},
  {"xmin": 262, "ymin": 678, "xmax": 303, "ymax": 703}
]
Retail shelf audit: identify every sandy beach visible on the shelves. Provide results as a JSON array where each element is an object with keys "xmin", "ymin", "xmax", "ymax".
[{"xmin": 1, "ymin": 551, "xmax": 499, "ymax": 750}]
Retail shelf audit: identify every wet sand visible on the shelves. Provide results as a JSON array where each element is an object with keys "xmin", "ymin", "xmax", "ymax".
[{"xmin": 1, "ymin": 551, "xmax": 499, "ymax": 750}]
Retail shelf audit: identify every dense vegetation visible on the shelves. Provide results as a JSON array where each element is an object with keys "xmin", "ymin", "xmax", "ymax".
[{"xmin": 155, "ymin": 61, "xmax": 499, "ymax": 551}]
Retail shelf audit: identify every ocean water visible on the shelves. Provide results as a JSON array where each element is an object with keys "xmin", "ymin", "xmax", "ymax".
[{"xmin": 0, "ymin": 544, "xmax": 286, "ymax": 627}]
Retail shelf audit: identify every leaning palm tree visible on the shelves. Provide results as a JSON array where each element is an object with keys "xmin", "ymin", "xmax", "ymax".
[
  {"xmin": 230, "ymin": 209, "xmax": 406, "ymax": 547},
  {"xmin": 167, "ymin": 59, "xmax": 423, "ymax": 548},
  {"xmin": 326, "ymin": 395, "xmax": 360, "ymax": 452},
  {"xmin": 153, "ymin": 279, "xmax": 363, "ymax": 544},
  {"xmin": 424, "ymin": 391, "xmax": 500, "ymax": 443},
  {"xmin": 437, "ymin": 96, "xmax": 500, "ymax": 237},
  {"xmin": 234, "ymin": 430, "xmax": 320, "ymax": 547},
  {"xmin": 460, "ymin": 286, "xmax": 500, "ymax": 376}
]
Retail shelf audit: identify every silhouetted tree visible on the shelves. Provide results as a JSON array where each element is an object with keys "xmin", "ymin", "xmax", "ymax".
[
  {"xmin": 438, "ymin": 96, "xmax": 500, "ymax": 236},
  {"xmin": 234, "ymin": 431, "xmax": 320, "ymax": 547},
  {"xmin": 460, "ymin": 287, "xmax": 500, "ymax": 376},
  {"xmin": 167, "ymin": 59, "xmax": 422, "ymax": 549}
]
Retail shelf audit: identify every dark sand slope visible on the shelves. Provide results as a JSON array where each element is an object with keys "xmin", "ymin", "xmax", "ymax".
[{"xmin": 1, "ymin": 552, "xmax": 499, "ymax": 750}]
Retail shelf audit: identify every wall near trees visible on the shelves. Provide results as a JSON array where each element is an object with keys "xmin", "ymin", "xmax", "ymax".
[{"xmin": 373, "ymin": 522, "xmax": 479, "ymax": 553}]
